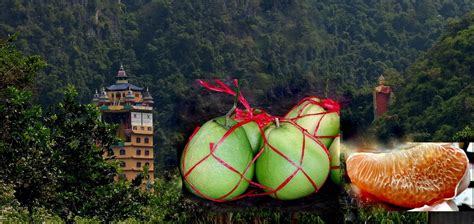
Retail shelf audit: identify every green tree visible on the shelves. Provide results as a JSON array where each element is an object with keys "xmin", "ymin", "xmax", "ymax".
[
  {"xmin": 0, "ymin": 36, "xmax": 52, "ymax": 216},
  {"xmin": 0, "ymin": 34, "xmax": 45, "ymax": 92},
  {"xmin": 44, "ymin": 86, "xmax": 148, "ymax": 222},
  {"xmin": 0, "ymin": 37, "xmax": 148, "ymax": 222},
  {"xmin": 0, "ymin": 88, "xmax": 55, "ymax": 210}
]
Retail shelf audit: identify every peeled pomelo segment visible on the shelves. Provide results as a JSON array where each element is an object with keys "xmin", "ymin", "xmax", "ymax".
[
  {"xmin": 456, "ymin": 164, "xmax": 471, "ymax": 196},
  {"xmin": 346, "ymin": 143, "xmax": 468, "ymax": 208}
]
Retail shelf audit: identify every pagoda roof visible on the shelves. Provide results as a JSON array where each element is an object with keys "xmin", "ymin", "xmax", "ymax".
[
  {"xmin": 106, "ymin": 83, "xmax": 144, "ymax": 91},
  {"xmin": 116, "ymin": 64, "xmax": 128, "ymax": 78}
]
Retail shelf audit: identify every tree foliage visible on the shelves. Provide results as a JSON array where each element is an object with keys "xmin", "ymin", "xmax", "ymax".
[
  {"xmin": 0, "ymin": 34, "xmax": 46, "ymax": 91},
  {"xmin": 0, "ymin": 36, "xmax": 52, "ymax": 212},
  {"xmin": 0, "ymin": 37, "xmax": 146, "ymax": 222},
  {"xmin": 1, "ymin": 0, "xmax": 472, "ymax": 170},
  {"xmin": 44, "ymin": 86, "xmax": 148, "ymax": 221}
]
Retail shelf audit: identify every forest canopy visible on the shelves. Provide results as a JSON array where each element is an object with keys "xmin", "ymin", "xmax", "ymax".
[
  {"xmin": 378, "ymin": 12, "xmax": 474, "ymax": 142},
  {"xmin": 0, "ymin": 0, "xmax": 472, "ymax": 170}
]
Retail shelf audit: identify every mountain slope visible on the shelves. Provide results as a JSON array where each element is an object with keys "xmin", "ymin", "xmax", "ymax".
[
  {"xmin": 379, "ymin": 13, "xmax": 473, "ymax": 141},
  {"xmin": 1, "ymin": 0, "xmax": 473, "ymax": 169}
]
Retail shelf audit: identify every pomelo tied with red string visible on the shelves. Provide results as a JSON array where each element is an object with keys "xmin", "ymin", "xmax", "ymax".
[
  {"xmin": 231, "ymin": 109, "xmax": 272, "ymax": 154},
  {"xmin": 236, "ymin": 121, "xmax": 261, "ymax": 154},
  {"xmin": 255, "ymin": 119, "xmax": 330, "ymax": 200},
  {"xmin": 328, "ymin": 136, "xmax": 343, "ymax": 185},
  {"xmin": 285, "ymin": 97, "xmax": 340, "ymax": 148},
  {"xmin": 180, "ymin": 116, "xmax": 255, "ymax": 200}
]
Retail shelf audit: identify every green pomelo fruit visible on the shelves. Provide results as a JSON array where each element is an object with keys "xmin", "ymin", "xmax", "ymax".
[
  {"xmin": 285, "ymin": 98, "xmax": 340, "ymax": 148},
  {"xmin": 240, "ymin": 121, "xmax": 263, "ymax": 154},
  {"xmin": 232, "ymin": 109, "xmax": 268, "ymax": 154},
  {"xmin": 180, "ymin": 117, "xmax": 254, "ymax": 200},
  {"xmin": 285, "ymin": 97, "xmax": 322, "ymax": 119},
  {"xmin": 328, "ymin": 136, "xmax": 343, "ymax": 186},
  {"xmin": 255, "ymin": 121, "xmax": 330, "ymax": 200}
]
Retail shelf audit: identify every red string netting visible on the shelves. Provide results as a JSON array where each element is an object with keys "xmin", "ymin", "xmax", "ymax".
[
  {"xmin": 181, "ymin": 79, "xmax": 339, "ymax": 202},
  {"xmin": 285, "ymin": 96, "xmax": 341, "ymax": 170}
]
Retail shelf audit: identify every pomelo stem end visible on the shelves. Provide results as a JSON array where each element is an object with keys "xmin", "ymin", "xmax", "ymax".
[{"xmin": 225, "ymin": 80, "xmax": 240, "ymax": 127}]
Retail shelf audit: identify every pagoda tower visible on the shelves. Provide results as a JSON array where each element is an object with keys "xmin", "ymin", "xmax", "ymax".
[
  {"xmin": 93, "ymin": 65, "xmax": 155, "ymax": 185},
  {"xmin": 373, "ymin": 75, "xmax": 394, "ymax": 119}
]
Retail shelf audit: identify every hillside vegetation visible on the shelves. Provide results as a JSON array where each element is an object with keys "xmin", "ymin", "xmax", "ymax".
[
  {"xmin": 375, "ymin": 13, "xmax": 474, "ymax": 142},
  {"xmin": 1, "ymin": 0, "xmax": 472, "ymax": 169}
]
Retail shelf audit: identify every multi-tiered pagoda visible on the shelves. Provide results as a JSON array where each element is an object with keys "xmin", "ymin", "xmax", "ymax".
[{"xmin": 92, "ymin": 65, "xmax": 155, "ymax": 184}]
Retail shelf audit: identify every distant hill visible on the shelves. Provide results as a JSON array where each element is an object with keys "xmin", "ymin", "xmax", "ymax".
[
  {"xmin": 1, "ymin": 0, "xmax": 472, "ymax": 170},
  {"xmin": 379, "ymin": 13, "xmax": 473, "ymax": 141}
]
